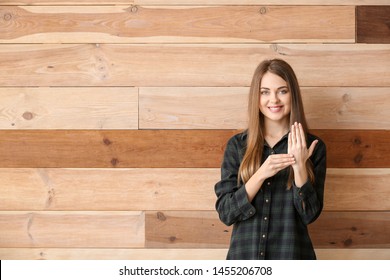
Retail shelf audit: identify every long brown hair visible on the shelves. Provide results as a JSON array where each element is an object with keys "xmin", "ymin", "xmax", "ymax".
[{"xmin": 238, "ymin": 58, "xmax": 314, "ymax": 188}]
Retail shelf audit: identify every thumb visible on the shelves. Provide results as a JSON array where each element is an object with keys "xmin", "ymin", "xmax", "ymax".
[{"xmin": 308, "ymin": 140, "xmax": 318, "ymax": 157}]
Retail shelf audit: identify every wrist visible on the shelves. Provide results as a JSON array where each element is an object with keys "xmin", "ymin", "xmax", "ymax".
[{"xmin": 292, "ymin": 166, "xmax": 308, "ymax": 188}]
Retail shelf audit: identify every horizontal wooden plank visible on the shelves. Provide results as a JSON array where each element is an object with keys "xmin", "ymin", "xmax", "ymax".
[
  {"xmin": 0, "ymin": 130, "xmax": 236, "ymax": 168},
  {"xmin": 316, "ymin": 249, "xmax": 390, "ymax": 260},
  {"xmin": 139, "ymin": 87, "xmax": 390, "ymax": 130},
  {"xmin": 324, "ymin": 169, "xmax": 390, "ymax": 211},
  {"xmin": 0, "ymin": 6, "xmax": 354, "ymax": 43},
  {"xmin": 314, "ymin": 129, "xmax": 390, "ymax": 168},
  {"xmin": 0, "ymin": 248, "xmax": 228, "ymax": 260},
  {"xmin": 145, "ymin": 211, "xmax": 230, "ymax": 248},
  {"xmin": 302, "ymin": 87, "xmax": 390, "ymax": 130},
  {"xmin": 0, "ymin": 87, "xmax": 138, "ymax": 129},
  {"xmin": 0, "ymin": 44, "xmax": 389, "ymax": 87},
  {"xmin": 139, "ymin": 87, "xmax": 247, "ymax": 129},
  {"xmin": 1, "ymin": 248, "xmax": 389, "ymax": 260},
  {"xmin": 0, "ymin": 211, "xmax": 144, "ymax": 248},
  {"xmin": 0, "ymin": 168, "xmax": 218, "ymax": 211},
  {"xmin": 0, "ymin": 168, "xmax": 389, "ymax": 211},
  {"xmin": 310, "ymin": 212, "xmax": 390, "ymax": 249},
  {"xmin": 2, "ymin": 1, "xmax": 388, "ymax": 6},
  {"xmin": 357, "ymin": 6, "xmax": 390, "ymax": 43},
  {"xmin": 0, "ymin": 130, "xmax": 388, "ymax": 168},
  {"xmin": 145, "ymin": 211, "xmax": 390, "ymax": 249},
  {"xmin": 136, "ymin": 0, "xmax": 390, "ymax": 5}
]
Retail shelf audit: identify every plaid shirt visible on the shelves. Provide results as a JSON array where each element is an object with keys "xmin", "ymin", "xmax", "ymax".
[{"xmin": 215, "ymin": 131, "xmax": 327, "ymax": 260}]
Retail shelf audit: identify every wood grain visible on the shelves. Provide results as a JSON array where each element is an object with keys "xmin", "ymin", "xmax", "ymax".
[
  {"xmin": 325, "ymin": 169, "xmax": 390, "ymax": 211},
  {"xmin": 146, "ymin": 211, "xmax": 390, "ymax": 249},
  {"xmin": 1, "ymin": 248, "xmax": 388, "ymax": 260},
  {"xmin": 0, "ymin": 6, "xmax": 354, "ymax": 43},
  {"xmin": 0, "ymin": 248, "xmax": 228, "ymax": 260},
  {"xmin": 0, "ymin": 87, "xmax": 138, "ymax": 129},
  {"xmin": 0, "ymin": 44, "xmax": 389, "ymax": 87},
  {"xmin": 0, "ymin": 211, "xmax": 145, "ymax": 248},
  {"xmin": 314, "ymin": 130, "xmax": 390, "ymax": 168},
  {"xmin": 0, "ymin": 168, "xmax": 219, "ymax": 211},
  {"xmin": 310, "ymin": 212, "xmax": 390, "ymax": 249},
  {"xmin": 139, "ymin": 87, "xmax": 248, "ymax": 129},
  {"xmin": 2, "ymin": 1, "xmax": 388, "ymax": 5},
  {"xmin": 0, "ymin": 168, "xmax": 389, "ymax": 211},
  {"xmin": 0, "ymin": 130, "xmax": 389, "ymax": 168},
  {"xmin": 139, "ymin": 87, "xmax": 390, "ymax": 130},
  {"xmin": 357, "ymin": 6, "xmax": 390, "ymax": 43},
  {"xmin": 0, "ymin": 130, "xmax": 236, "ymax": 168},
  {"xmin": 145, "ymin": 211, "xmax": 231, "ymax": 248}
]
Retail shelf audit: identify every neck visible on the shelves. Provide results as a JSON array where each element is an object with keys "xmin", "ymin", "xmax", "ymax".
[{"xmin": 264, "ymin": 119, "xmax": 289, "ymax": 139}]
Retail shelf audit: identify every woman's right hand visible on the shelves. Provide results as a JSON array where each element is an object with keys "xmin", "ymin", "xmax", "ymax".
[
  {"xmin": 257, "ymin": 153, "xmax": 295, "ymax": 180},
  {"xmin": 245, "ymin": 154, "xmax": 295, "ymax": 202}
]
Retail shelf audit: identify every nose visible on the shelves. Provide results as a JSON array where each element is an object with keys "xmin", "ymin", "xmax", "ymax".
[{"xmin": 269, "ymin": 91, "xmax": 280, "ymax": 103}]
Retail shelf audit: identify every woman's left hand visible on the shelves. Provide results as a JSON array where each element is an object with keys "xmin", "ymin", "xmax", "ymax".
[{"xmin": 288, "ymin": 122, "xmax": 317, "ymax": 169}]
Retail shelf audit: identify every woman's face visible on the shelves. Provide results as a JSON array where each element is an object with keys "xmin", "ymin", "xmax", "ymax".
[{"xmin": 259, "ymin": 71, "xmax": 292, "ymax": 126}]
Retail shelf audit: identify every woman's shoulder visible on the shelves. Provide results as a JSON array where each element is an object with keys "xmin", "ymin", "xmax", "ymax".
[{"xmin": 227, "ymin": 130, "xmax": 247, "ymax": 145}]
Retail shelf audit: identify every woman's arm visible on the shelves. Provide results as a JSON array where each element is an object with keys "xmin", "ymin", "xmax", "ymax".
[
  {"xmin": 288, "ymin": 123, "xmax": 327, "ymax": 224},
  {"xmin": 214, "ymin": 135, "xmax": 256, "ymax": 226}
]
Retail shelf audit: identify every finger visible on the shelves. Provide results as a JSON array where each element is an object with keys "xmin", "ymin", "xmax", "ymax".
[
  {"xmin": 298, "ymin": 123, "xmax": 306, "ymax": 148},
  {"xmin": 294, "ymin": 122, "xmax": 300, "ymax": 147},
  {"xmin": 275, "ymin": 160, "xmax": 295, "ymax": 171},
  {"xmin": 291, "ymin": 123, "xmax": 296, "ymax": 144},
  {"xmin": 308, "ymin": 140, "xmax": 318, "ymax": 157},
  {"xmin": 270, "ymin": 154, "xmax": 295, "ymax": 159},
  {"xmin": 288, "ymin": 132, "xmax": 292, "ymax": 153},
  {"xmin": 270, "ymin": 155, "xmax": 295, "ymax": 165}
]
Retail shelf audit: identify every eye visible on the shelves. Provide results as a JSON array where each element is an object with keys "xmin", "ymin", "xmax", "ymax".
[
  {"xmin": 260, "ymin": 91, "xmax": 269, "ymax": 95},
  {"xmin": 279, "ymin": 89, "xmax": 288, "ymax": 95}
]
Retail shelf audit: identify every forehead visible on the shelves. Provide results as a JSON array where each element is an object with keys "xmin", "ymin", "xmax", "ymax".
[{"xmin": 260, "ymin": 72, "xmax": 287, "ymax": 88}]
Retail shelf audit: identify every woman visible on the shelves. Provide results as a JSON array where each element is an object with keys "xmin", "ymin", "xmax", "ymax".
[{"xmin": 215, "ymin": 59, "xmax": 327, "ymax": 260}]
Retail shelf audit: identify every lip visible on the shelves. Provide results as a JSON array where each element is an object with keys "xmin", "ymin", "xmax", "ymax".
[{"xmin": 268, "ymin": 105, "xmax": 283, "ymax": 113}]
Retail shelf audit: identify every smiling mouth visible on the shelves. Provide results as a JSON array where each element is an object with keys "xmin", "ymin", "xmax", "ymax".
[{"xmin": 268, "ymin": 106, "xmax": 283, "ymax": 113}]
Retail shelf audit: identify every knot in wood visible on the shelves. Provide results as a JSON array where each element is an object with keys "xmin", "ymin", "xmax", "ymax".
[
  {"xmin": 157, "ymin": 211, "xmax": 166, "ymax": 221},
  {"xmin": 22, "ymin": 111, "xmax": 34, "ymax": 120},
  {"xmin": 111, "ymin": 158, "xmax": 119, "ymax": 166},
  {"xmin": 354, "ymin": 153, "xmax": 363, "ymax": 164},
  {"xmin": 259, "ymin": 7, "xmax": 267, "ymax": 15},
  {"xmin": 3, "ymin": 13, "xmax": 12, "ymax": 21},
  {"xmin": 343, "ymin": 238, "xmax": 353, "ymax": 247},
  {"xmin": 130, "ymin": 5, "xmax": 138, "ymax": 13},
  {"xmin": 103, "ymin": 138, "xmax": 112, "ymax": 146},
  {"xmin": 342, "ymin": 93, "xmax": 351, "ymax": 103},
  {"xmin": 353, "ymin": 137, "xmax": 362, "ymax": 145}
]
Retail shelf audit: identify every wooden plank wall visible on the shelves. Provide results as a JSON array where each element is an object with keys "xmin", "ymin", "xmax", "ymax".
[{"xmin": 0, "ymin": 1, "xmax": 389, "ymax": 260}]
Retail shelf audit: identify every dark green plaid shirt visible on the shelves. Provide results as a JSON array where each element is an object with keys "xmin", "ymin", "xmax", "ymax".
[{"xmin": 215, "ymin": 131, "xmax": 326, "ymax": 260}]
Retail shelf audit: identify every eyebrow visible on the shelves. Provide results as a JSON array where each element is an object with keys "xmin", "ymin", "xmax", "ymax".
[{"xmin": 260, "ymin": 86, "xmax": 288, "ymax": 90}]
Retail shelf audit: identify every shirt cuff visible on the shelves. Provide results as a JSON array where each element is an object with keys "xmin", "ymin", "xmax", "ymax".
[
  {"xmin": 235, "ymin": 184, "xmax": 256, "ymax": 218},
  {"xmin": 293, "ymin": 179, "xmax": 315, "ymax": 200}
]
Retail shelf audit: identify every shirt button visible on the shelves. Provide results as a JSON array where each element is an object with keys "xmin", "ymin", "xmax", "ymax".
[
  {"xmin": 249, "ymin": 211, "xmax": 253, "ymax": 215},
  {"xmin": 262, "ymin": 234, "xmax": 266, "ymax": 238},
  {"xmin": 299, "ymin": 192, "xmax": 303, "ymax": 196},
  {"xmin": 265, "ymin": 199, "xmax": 269, "ymax": 203},
  {"xmin": 264, "ymin": 216, "xmax": 268, "ymax": 221},
  {"xmin": 260, "ymin": 252, "xmax": 264, "ymax": 256},
  {"xmin": 267, "ymin": 182, "xmax": 271, "ymax": 186}
]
